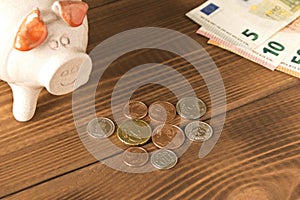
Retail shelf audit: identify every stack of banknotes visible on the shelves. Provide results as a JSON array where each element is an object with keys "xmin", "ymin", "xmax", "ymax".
[{"xmin": 186, "ymin": 0, "xmax": 300, "ymax": 78}]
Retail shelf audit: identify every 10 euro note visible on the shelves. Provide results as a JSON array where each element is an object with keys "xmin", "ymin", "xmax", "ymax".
[
  {"xmin": 208, "ymin": 39, "xmax": 300, "ymax": 78},
  {"xmin": 187, "ymin": 0, "xmax": 300, "ymax": 49},
  {"xmin": 197, "ymin": 27, "xmax": 280, "ymax": 70},
  {"xmin": 197, "ymin": 17, "xmax": 300, "ymax": 71},
  {"xmin": 202, "ymin": 30, "xmax": 300, "ymax": 78}
]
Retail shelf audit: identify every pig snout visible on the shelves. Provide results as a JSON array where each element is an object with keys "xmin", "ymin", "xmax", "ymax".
[
  {"xmin": 5, "ymin": 46, "xmax": 92, "ymax": 122},
  {"xmin": 40, "ymin": 52, "xmax": 92, "ymax": 96}
]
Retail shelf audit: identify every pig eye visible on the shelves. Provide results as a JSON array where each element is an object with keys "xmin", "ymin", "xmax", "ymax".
[
  {"xmin": 14, "ymin": 9, "xmax": 48, "ymax": 51},
  {"xmin": 60, "ymin": 36, "xmax": 70, "ymax": 46},
  {"xmin": 49, "ymin": 40, "xmax": 59, "ymax": 50},
  {"xmin": 71, "ymin": 66, "xmax": 79, "ymax": 73},
  {"xmin": 52, "ymin": 1, "xmax": 89, "ymax": 27},
  {"xmin": 61, "ymin": 70, "xmax": 70, "ymax": 77}
]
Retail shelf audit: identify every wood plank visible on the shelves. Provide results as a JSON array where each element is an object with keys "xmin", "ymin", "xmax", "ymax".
[
  {"xmin": 0, "ymin": 0, "xmax": 299, "ymax": 198},
  {"xmin": 0, "ymin": 56, "xmax": 297, "ymax": 198},
  {"xmin": 6, "ymin": 85, "xmax": 300, "ymax": 200}
]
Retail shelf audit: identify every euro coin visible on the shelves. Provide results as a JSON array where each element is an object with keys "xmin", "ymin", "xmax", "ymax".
[
  {"xmin": 151, "ymin": 149, "xmax": 178, "ymax": 170},
  {"xmin": 122, "ymin": 147, "xmax": 149, "ymax": 167},
  {"xmin": 87, "ymin": 117, "xmax": 115, "ymax": 139},
  {"xmin": 184, "ymin": 121, "xmax": 213, "ymax": 142},
  {"xmin": 152, "ymin": 124, "xmax": 185, "ymax": 150},
  {"xmin": 149, "ymin": 101, "xmax": 176, "ymax": 123},
  {"xmin": 117, "ymin": 119, "xmax": 152, "ymax": 146},
  {"xmin": 176, "ymin": 97, "xmax": 207, "ymax": 120},
  {"xmin": 123, "ymin": 101, "xmax": 148, "ymax": 119}
]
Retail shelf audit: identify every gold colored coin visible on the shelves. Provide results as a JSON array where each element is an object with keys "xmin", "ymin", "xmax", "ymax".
[{"xmin": 117, "ymin": 119, "xmax": 152, "ymax": 146}]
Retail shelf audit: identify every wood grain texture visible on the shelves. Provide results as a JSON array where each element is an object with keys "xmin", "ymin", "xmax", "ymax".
[
  {"xmin": 0, "ymin": 0, "xmax": 299, "ymax": 199},
  {"xmin": 5, "ymin": 85, "xmax": 300, "ymax": 200}
]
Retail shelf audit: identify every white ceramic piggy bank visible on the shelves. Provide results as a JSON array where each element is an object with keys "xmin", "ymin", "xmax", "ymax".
[{"xmin": 0, "ymin": 0, "xmax": 92, "ymax": 121}]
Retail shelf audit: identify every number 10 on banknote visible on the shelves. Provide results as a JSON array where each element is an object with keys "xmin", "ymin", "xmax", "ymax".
[{"xmin": 186, "ymin": 0, "xmax": 300, "ymax": 49}]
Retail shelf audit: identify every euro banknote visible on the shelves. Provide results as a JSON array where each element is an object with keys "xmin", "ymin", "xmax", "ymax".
[
  {"xmin": 276, "ymin": 47, "xmax": 300, "ymax": 78},
  {"xmin": 187, "ymin": 0, "xmax": 300, "ymax": 49},
  {"xmin": 205, "ymin": 34, "xmax": 300, "ymax": 78},
  {"xmin": 197, "ymin": 17, "xmax": 300, "ymax": 71}
]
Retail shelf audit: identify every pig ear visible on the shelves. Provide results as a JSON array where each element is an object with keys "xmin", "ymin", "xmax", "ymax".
[
  {"xmin": 14, "ymin": 9, "xmax": 48, "ymax": 51},
  {"xmin": 52, "ymin": 1, "xmax": 89, "ymax": 27}
]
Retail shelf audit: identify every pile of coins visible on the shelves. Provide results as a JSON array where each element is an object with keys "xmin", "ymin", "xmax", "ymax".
[{"xmin": 87, "ymin": 97, "xmax": 213, "ymax": 170}]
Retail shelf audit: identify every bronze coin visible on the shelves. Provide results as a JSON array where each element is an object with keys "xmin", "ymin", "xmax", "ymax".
[
  {"xmin": 122, "ymin": 147, "xmax": 149, "ymax": 167},
  {"xmin": 148, "ymin": 101, "xmax": 176, "ymax": 123},
  {"xmin": 152, "ymin": 124, "xmax": 185, "ymax": 150},
  {"xmin": 123, "ymin": 101, "xmax": 148, "ymax": 119}
]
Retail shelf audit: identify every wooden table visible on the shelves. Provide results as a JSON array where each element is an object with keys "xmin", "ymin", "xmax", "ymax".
[{"xmin": 1, "ymin": 0, "xmax": 299, "ymax": 199}]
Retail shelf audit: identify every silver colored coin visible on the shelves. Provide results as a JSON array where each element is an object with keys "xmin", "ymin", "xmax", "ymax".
[
  {"xmin": 87, "ymin": 117, "xmax": 115, "ymax": 138},
  {"xmin": 176, "ymin": 97, "xmax": 207, "ymax": 120},
  {"xmin": 151, "ymin": 149, "xmax": 178, "ymax": 170},
  {"xmin": 184, "ymin": 121, "xmax": 213, "ymax": 142}
]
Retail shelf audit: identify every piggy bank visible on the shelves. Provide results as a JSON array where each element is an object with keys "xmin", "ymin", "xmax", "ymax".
[{"xmin": 0, "ymin": 0, "xmax": 92, "ymax": 121}]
